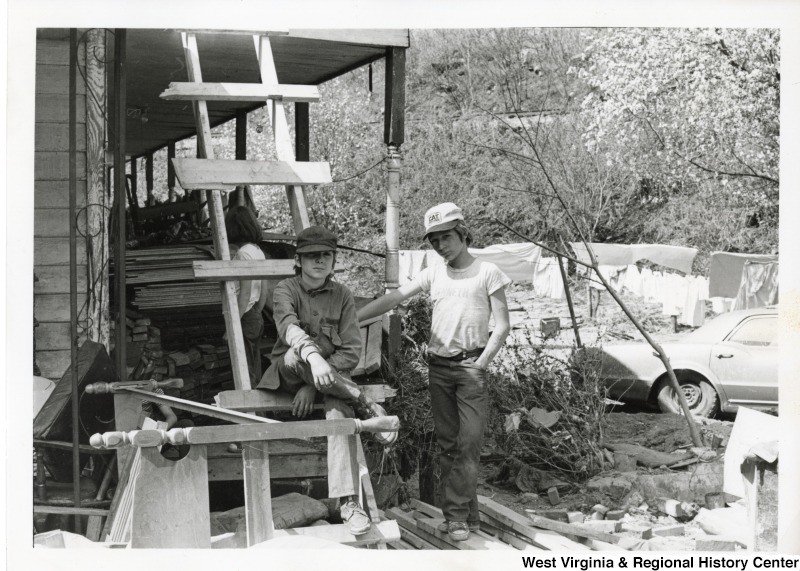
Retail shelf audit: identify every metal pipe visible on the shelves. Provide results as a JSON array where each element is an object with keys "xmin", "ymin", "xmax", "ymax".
[{"xmin": 69, "ymin": 27, "xmax": 81, "ymax": 533}]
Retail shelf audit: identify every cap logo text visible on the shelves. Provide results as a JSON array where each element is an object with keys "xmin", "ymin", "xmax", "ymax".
[{"xmin": 428, "ymin": 213, "xmax": 441, "ymax": 223}]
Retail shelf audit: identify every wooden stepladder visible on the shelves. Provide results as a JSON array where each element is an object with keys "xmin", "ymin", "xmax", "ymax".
[
  {"xmin": 163, "ymin": 30, "xmax": 331, "ymax": 392},
  {"xmin": 149, "ymin": 30, "xmax": 393, "ymax": 548}
]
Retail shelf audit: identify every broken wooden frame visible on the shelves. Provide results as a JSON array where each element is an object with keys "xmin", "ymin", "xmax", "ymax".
[{"xmin": 90, "ymin": 416, "xmax": 400, "ymax": 548}]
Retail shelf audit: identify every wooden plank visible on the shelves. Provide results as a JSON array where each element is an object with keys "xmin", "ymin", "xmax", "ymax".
[
  {"xmin": 33, "ymin": 505, "xmax": 109, "ymax": 517},
  {"xmin": 36, "ymin": 63, "xmax": 87, "ymax": 94},
  {"xmin": 288, "ymin": 29, "xmax": 410, "ymax": 48},
  {"xmin": 172, "ymin": 158, "xmax": 331, "ymax": 190},
  {"xmin": 35, "ymin": 181, "xmax": 87, "ymax": 209},
  {"xmin": 130, "ymin": 445, "xmax": 210, "ymax": 548},
  {"xmin": 157, "ymin": 418, "xmax": 364, "ymax": 445},
  {"xmin": 34, "ymin": 265, "xmax": 88, "ymax": 293},
  {"xmin": 386, "ymin": 507, "xmax": 455, "ymax": 550},
  {"xmin": 478, "ymin": 520, "xmax": 547, "ymax": 552},
  {"xmin": 35, "ymin": 237, "xmax": 87, "ymax": 265},
  {"xmin": 181, "ymin": 31, "xmax": 251, "ymax": 392},
  {"xmin": 36, "ymin": 93, "xmax": 87, "ymax": 123},
  {"xmin": 35, "ymin": 151, "xmax": 87, "ymax": 181},
  {"xmin": 34, "ymin": 208, "xmax": 71, "ymax": 237},
  {"xmin": 122, "ymin": 387, "xmax": 279, "ymax": 425},
  {"xmin": 412, "ymin": 514, "xmax": 515, "ymax": 550},
  {"xmin": 207, "ymin": 448, "xmax": 326, "ymax": 481},
  {"xmin": 270, "ymin": 520, "xmax": 400, "ymax": 547},
  {"xmin": 35, "ymin": 123, "xmax": 87, "ymax": 151},
  {"xmin": 357, "ymin": 438, "xmax": 380, "ymax": 522},
  {"xmin": 35, "ymin": 322, "xmax": 87, "ymax": 351},
  {"xmin": 36, "ymin": 38, "xmax": 86, "ymax": 65},
  {"xmin": 384, "ymin": 47, "xmax": 406, "ymax": 146},
  {"xmin": 161, "ymin": 82, "xmax": 320, "ymax": 103},
  {"xmin": 477, "ymin": 496, "xmax": 590, "ymax": 551},
  {"xmin": 193, "ymin": 259, "xmax": 296, "ymax": 281},
  {"xmin": 137, "ymin": 201, "xmax": 199, "ymax": 221},
  {"xmin": 354, "ymin": 319, "xmax": 382, "ymax": 376},
  {"xmin": 174, "ymin": 28, "xmax": 289, "ymax": 36},
  {"xmin": 194, "ymin": 259, "xmax": 344, "ymax": 281},
  {"xmin": 114, "ymin": 393, "xmax": 145, "ymax": 470},
  {"xmin": 243, "ymin": 441, "xmax": 274, "ymax": 545},
  {"xmin": 408, "ymin": 500, "xmax": 522, "ymax": 551},
  {"xmin": 214, "ymin": 385, "xmax": 395, "ymax": 412},
  {"xmin": 254, "ymin": 34, "xmax": 310, "ymax": 233},
  {"xmin": 527, "ymin": 513, "xmax": 623, "ymax": 545},
  {"xmin": 34, "ymin": 293, "xmax": 88, "ymax": 322}
]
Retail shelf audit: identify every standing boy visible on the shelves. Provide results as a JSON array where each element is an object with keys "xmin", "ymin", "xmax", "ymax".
[
  {"xmin": 357, "ymin": 203, "xmax": 511, "ymax": 542},
  {"xmin": 258, "ymin": 225, "xmax": 397, "ymax": 535}
]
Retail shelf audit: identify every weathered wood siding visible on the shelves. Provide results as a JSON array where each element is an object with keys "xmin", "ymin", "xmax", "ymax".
[{"xmin": 34, "ymin": 30, "xmax": 91, "ymax": 378}]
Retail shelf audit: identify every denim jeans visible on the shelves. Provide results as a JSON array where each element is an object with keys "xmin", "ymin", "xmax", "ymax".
[
  {"xmin": 428, "ymin": 354, "xmax": 489, "ymax": 524},
  {"xmin": 272, "ymin": 348, "xmax": 359, "ymax": 499}
]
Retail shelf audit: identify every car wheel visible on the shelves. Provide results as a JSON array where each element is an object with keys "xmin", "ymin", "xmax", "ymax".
[{"xmin": 656, "ymin": 377, "xmax": 719, "ymax": 418}]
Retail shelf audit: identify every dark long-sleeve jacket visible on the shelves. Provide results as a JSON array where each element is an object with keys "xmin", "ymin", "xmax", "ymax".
[{"xmin": 259, "ymin": 275, "xmax": 361, "ymax": 389}]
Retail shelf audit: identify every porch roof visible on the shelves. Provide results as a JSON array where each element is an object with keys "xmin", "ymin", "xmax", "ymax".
[{"xmin": 116, "ymin": 29, "xmax": 409, "ymax": 157}]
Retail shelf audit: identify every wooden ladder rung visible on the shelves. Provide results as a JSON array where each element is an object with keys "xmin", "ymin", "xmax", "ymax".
[
  {"xmin": 175, "ymin": 29, "xmax": 289, "ymax": 36},
  {"xmin": 173, "ymin": 158, "xmax": 332, "ymax": 190},
  {"xmin": 192, "ymin": 259, "xmax": 345, "ymax": 281},
  {"xmin": 214, "ymin": 386, "xmax": 396, "ymax": 412},
  {"xmin": 161, "ymin": 82, "xmax": 321, "ymax": 103}
]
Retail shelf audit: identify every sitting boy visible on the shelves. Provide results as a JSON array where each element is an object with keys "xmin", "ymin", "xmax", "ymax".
[{"xmin": 257, "ymin": 225, "xmax": 397, "ymax": 535}]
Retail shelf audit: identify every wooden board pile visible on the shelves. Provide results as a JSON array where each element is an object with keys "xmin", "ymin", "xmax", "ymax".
[{"xmin": 384, "ymin": 496, "xmax": 658, "ymax": 551}]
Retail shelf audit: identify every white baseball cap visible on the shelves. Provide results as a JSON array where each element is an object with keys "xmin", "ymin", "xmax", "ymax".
[{"xmin": 423, "ymin": 202, "xmax": 464, "ymax": 239}]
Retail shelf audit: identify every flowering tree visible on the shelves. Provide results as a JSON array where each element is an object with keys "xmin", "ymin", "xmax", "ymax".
[{"xmin": 576, "ymin": 28, "xmax": 779, "ymax": 212}]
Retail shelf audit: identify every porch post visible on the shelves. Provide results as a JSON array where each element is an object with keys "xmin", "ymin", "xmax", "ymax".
[{"xmin": 383, "ymin": 47, "xmax": 406, "ymax": 368}]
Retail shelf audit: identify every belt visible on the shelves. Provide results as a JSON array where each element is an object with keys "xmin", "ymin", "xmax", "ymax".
[{"xmin": 438, "ymin": 348, "xmax": 485, "ymax": 361}]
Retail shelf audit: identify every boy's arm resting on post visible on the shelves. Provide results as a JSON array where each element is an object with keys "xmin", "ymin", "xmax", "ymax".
[
  {"xmin": 356, "ymin": 282, "xmax": 423, "ymax": 322},
  {"xmin": 326, "ymin": 290, "xmax": 361, "ymax": 373},
  {"xmin": 471, "ymin": 287, "xmax": 511, "ymax": 370}
]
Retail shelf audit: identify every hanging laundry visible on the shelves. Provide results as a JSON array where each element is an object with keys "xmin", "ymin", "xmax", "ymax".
[
  {"xmin": 733, "ymin": 261, "xmax": 779, "ymax": 310},
  {"xmin": 710, "ymin": 297, "xmax": 735, "ymax": 314},
  {"xmin": 622, "ymin": 264, "xmax": 643, "ymax": 297},
  {"xmin": 570, "ymin": 243, "xmax": 697, "ymax": 274},
  {"xmin": 708, "ymin": 252, "xmax": 778, "ymax": 298},
  {"xmin": 680, "ymin": 275, "xmax": 705, "ymax": 327},
  {"xmin": 468, "ymin": 243, "xmax": 542, "ymax": 283},
  {"xmin": 662, "ymin": 273, "xmax": 688, "ymax": 316},
  {"xmin": 532, "ymin": 257, "xmax": 567, "ymax": 299},
  {"xmin": 588, "ymin": 265, "xmax": 627, "ymax": 291}
]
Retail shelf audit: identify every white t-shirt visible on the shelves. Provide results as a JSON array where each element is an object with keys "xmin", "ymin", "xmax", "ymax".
[
  {"xmin": 233, "ymin": 243, "xmax": 265, "ymax": 313},
  {"xmin": 414, "ymin": 258, "xmax": 511, "ymax": 357}
]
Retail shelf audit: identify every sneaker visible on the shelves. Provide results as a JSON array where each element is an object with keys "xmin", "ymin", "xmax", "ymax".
[
  {"xmin": 447, "ymin": 521, "xmax": 470, "ymax": 542},
  {"xmin": 340, "ymin": 499, "xmax": 371, "ymax": 535},
  {"xmin": 352, "ymin": 399, "xmax": 398, "ymax": 447},
  {"xmin": 437, "ymin": 520, "xmax": 480, "ymax": 533}
]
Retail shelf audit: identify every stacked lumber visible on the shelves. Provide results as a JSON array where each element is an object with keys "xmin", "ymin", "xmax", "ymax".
[
  {"xmin": 384, "ymin": 496, "xmax": 650, "ymax": 551},
  {"xmin": 167, "ymin": 344, "xmax": 236, "ymax": 404}
]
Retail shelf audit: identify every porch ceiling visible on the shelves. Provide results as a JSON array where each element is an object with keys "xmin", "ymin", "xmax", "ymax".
[{"xmin": 117, "ymin": 29, "xmax": 409, "ymax": 158}]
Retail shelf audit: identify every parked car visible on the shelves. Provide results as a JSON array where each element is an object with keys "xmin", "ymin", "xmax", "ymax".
[{"xmin": 599, "ymin": 306, "xmax": 778, "ymax": 417}]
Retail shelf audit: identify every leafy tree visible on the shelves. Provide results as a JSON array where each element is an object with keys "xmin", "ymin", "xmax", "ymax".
[{"xmin": 576, "ymin": 28, "xmax": 779, "ymax": 213}]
